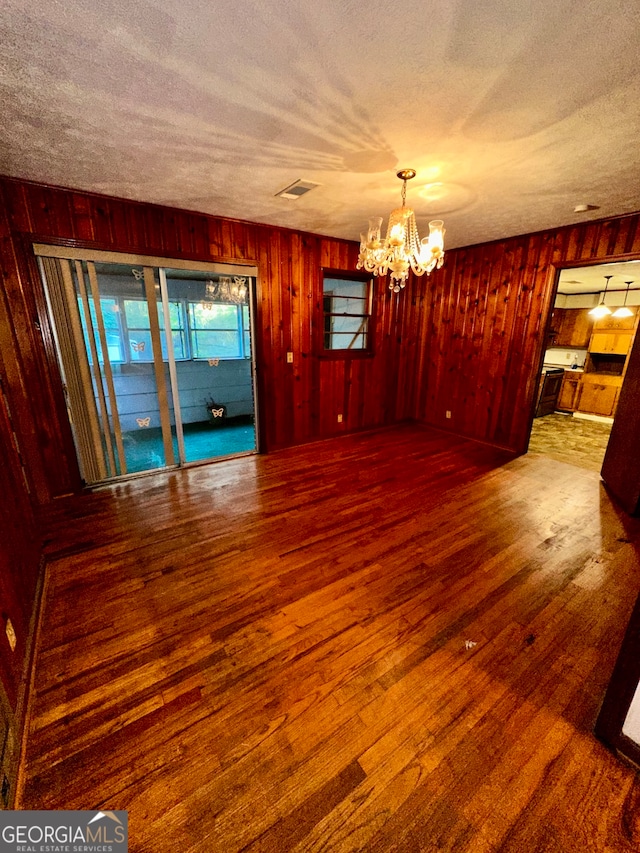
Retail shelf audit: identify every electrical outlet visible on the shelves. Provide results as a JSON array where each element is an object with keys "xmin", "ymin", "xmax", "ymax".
[
  {"xmin": 337, "ymin": 414, "xmax": 343, "ymax": 423},
  {"xmin": 445, "ymin": 410, "xmax": 452, "ymax": 419},
  {"xmin": 286, "ymin": 351, "xmax": 293, "ymax": 363}
]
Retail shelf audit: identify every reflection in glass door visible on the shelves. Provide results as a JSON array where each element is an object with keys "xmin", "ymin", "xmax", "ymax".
[
  {"xmin": 161, "ymin": 269, "xmax": 256, "ymax": 465},
  {"xmin": 37, "ymin": 249, "xmax": 258, "ymax": 485}
]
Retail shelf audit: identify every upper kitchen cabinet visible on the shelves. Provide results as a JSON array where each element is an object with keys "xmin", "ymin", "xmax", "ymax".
[
  {"xmin": 589, "ymin": 308, "xmax": 637, "ymax": 357},
  {"xmin": 579, "ymin": 307, "xmax": 640, "ymax": 417},
  {"xmin": 550, "ymin": 308, "xmax": 593, "ymax": 348},
  {"xmin": 590, "ymin": 331, "xmax": 633, "ymax": 356},
  {"xmin": 592, "ymin": 311, "xmax": 637, "ymax": 332}
]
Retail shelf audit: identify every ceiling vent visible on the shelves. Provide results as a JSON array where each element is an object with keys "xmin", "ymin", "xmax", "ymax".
[{"xmin": 275, "ymin": 179, "xmax": 320, "ymax": 200}]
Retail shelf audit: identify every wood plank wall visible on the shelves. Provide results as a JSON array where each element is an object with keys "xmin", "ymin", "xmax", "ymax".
[
  {"xmin": 410, "ymin": 215, "xmax": 640, "ymax": 452},
  {"xmin": 0, "ymin": 201, "xmax": 42, "ymax": 612},
  {"xmin": 0, "ymin": 337, "xmax": 40, "ymax": 712},
  {"xmin": 2, "ymin": 177, "xmax": 640, "ymax": 510},
  {"xmin": 0, "ymin": 177, "xmax": 417, "ymax": 505},
  {"xmin": 0, "ymin": 207, "xmax": 42, "ymax": 747}
]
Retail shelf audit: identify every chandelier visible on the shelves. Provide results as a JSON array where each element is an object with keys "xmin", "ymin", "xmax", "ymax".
[
  {"xmin": 201, "ymin": 276, "xmax": 249, "ymax": 310},
  {"xmin": 356, "ymin": 169, "xmax": 445, "ymax": 293}
]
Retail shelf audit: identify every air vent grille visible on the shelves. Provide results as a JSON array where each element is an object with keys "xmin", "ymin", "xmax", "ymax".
[{"xmin": 275, "ymin": 179, "xmax": 320, "ymax": 200}]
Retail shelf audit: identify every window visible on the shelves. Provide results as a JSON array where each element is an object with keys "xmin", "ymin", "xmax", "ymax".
[
  {"xmin": 123, "ymin": 299, "xmax": 187, "ymax": 361},
  {"xmin": 242, "ymin": 304, "xmax": 251, "ymax": 356},
  {"xmin": 77, "ymin": 294, "xmax": 250, "ymax": 364},
  {"xmin": 78, "ymin": 297, "xmax": 125, "ymax": 363},
  {"xmin": 188, "ymin": 302, "xmax": 249, "ymax": 359},
  {"xmin": 322, "ymin": 274, "xmax": 372, "ymax": 351}
]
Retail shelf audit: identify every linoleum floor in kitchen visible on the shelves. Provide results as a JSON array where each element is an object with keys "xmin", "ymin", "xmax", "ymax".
[{"xmin": 528, "ymin": 413, "xmax": 612, "ymax": 471}]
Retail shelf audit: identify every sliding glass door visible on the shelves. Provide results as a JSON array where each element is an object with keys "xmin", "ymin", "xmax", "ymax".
[
  {"xmin": 37, "ymin": 247, "xmax": 258, "ymax": 485},
  {"xmin": 161, "ymin": 268, "xmax": 256, "ymax": 465}
]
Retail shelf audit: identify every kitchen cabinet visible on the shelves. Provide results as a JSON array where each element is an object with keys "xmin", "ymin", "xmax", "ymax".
[
  {"xmin": 576, "ymin": 375, "xmax": 622, "ymax": 417},
  {"xmin": 592, "ymin": 311, "xmax": 636, "ymax": 332},
  {"xmin": 547, "ymin": 304, "xmax": 637, "ymax": 419},
  {"xmin": 557, "ymin": 372, "xmax": 581, "ymax": 411},
  {"xmin": 551, "ymin": 308, "xmax": 593, "ymax": 348},
  {"xmin": 589, "ymin": 331, "xmax": 632, "ymax": 355}
]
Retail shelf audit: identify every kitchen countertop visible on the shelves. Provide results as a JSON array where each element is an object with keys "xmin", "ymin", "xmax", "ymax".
[{"xmin": 543, "ymin": 363, "xmax": 584, "ymax": 372}]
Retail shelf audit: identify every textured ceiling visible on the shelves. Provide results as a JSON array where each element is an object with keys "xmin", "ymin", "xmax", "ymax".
[
  {"xmin": 1, "ymin": 0, "xmax": 640, "ymax": 250},
  {"xmin": 558, "ymin": 261, "xmax": 640, "ymax": 295}
]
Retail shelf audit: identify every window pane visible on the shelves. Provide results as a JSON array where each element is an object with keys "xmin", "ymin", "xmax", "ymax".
[
  {"xmin": 128, "ymin": 330, "xmax": 187, "ymax": 361},
  {"xmin": 166, "ymin": 302, "xmax": 182, "ymax": 328},
  {"xmin": 322, "ymin": 276, "xmax": 371, "ymax": 351},
  {"xmin": 242, "ymin": 306, "xmax": 251, "ymax": 357},
  {"xmin": 102, "ymin": 301, "xmax": 121, "ymax": 331},
  {"xmin": 78, "ymin": 297, "xmax": 124, "ymax": 363},
  {"xmin": 324, "ymin": 332, "xmax": 367, "ymax": 350},
  {"xmin": 327, "ymin": 315, "xmax": 368, "ymax": 335},
  {"xmin": 129, "ymin": 330, "xmax": 153, "ymax": 360},
  {"xmin": 192, "ymin": 330, "xmax": 241, "ymax": 359},
  {"xmin": 125, "ymin": 299, "xmax": 185, "ymax": 360},
  {"xmin": 172, "ymin": 330, "xmax": 186, "ymax": 359},
  {"xmin": 125, "ymin": 299, "xmax": 182, "ymax": 331},
  {"xmin": 323, "ymin": 279, "xmax": 367, "ymax": 301},
  {"xmin": 124, "ymin": 299, "xmax": 151, "ymax": 329},
  {"xmin": 189, "ymin": 303, "xmax": 238, "ymax": 330},
  {"xmin": 327, "ymin": 296, "xmax": 367, "ymax": 316},
  {"xmin": 106, "ymin": 331, "xmax": 123, "ymax": 362}
]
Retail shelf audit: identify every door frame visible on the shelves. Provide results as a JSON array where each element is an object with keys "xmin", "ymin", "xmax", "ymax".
[
  {"xmin": 525, "ymin": 253, "xmax": 640, "ymax": 461},
  {"xmin": 34, "ymin": 244, "xmax": 261, "ymax": 483}
]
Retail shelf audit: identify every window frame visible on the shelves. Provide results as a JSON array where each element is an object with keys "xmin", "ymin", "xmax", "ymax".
[
  {"xmin": 187, "ymin": 301, "xmax": 250, "ymax": 361},
  {"xmin": 319, "ymin": 269, "xmax": 375, "ymax": 359},
  {"xmin": 78, "ymin": 294, "xmax": 252, "ymax": 365}
]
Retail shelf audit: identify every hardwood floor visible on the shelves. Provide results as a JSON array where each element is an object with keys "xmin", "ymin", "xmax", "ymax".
[{"xmin": 19, "ymin": 424, "xmax": 640, "ymax": 852}]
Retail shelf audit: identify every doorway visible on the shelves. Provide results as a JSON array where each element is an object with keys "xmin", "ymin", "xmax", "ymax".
[
  {"xmin": 36, "ymin": 246, "xmax": 259, "ymax": 485},
  {"xmin": 529, "ymin": 259, "xmax": 640, "ymax": 470}
]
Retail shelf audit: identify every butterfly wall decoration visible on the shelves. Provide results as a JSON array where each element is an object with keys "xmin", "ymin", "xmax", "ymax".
[
  {"xmin": 130, "ymin": 340, "xmax": 146, "ymax": 352},
  {"xmin": 131, "ymin": 269, "xmax": 145, "ymax": 281},
  {"xmin": 208, "ymin": 358, "xmax": 220, "ymax": 366},
  {"xmin": 136, "ymin": 417, "xmax": 151, "ymax": 427},
  {"xmin": 210, "ymin": 407, "xmax": 225, "ymax": 418}
]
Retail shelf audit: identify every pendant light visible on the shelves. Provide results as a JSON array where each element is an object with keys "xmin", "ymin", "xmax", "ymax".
[
  {"xmin": 589, "ymin": 275, "xmax": 613, "ymax": 318},
  {"xmin": 612, "ymin": 281, "xmax": 634, "ymax": 318}
]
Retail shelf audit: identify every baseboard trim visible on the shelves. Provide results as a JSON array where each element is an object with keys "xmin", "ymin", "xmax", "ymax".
[{"xmin": 10, "ymin": 558, "xmax": 48, "ymax": 809}]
